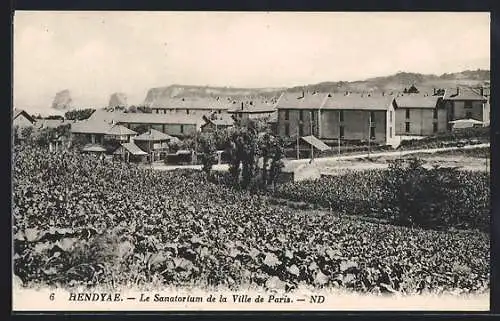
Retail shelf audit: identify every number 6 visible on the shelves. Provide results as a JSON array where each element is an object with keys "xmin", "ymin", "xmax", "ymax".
[{"xmin": 50, "ymin": 293, "xmax": 55, "ymax": 301}]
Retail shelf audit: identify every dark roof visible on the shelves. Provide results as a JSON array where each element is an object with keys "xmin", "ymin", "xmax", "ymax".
[
  {"xmin": 444, "ymin": 87, "xmax": 487, "ymax": 101},
  {"xmin": 276, "ymin": 92, "xmax": 329, "ymax": 110},
  {"xmin": 13, "ymin": 109, "xmax": 36, "ymax": 123},
  {"xmin": 133, "ymin": 129, "xmax": 173, "ymax": 141},
  {"xmin": 394, "ymin": 95, "xmax": 441, "ymax": 109},
  {"xmin": 322, "ymin": 94, "xmax": 395, "ymax": 111}
]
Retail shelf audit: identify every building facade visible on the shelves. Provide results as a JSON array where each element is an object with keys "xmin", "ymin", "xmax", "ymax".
[
  {"xmin": 276, "ymin": 92, "xmax": 398, "ymax": 146},
  {"xmin": 394, "ymin": 94, "xmax": 447, "ymax": 136}
]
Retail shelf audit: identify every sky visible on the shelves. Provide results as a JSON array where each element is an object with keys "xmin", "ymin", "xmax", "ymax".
[{"xmin": 13, "ymin": 11, "xmax": 490, "ymax": 113}]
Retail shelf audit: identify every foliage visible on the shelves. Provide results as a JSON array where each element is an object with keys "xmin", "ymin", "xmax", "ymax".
[
  {"xmin": 134, "ymin": 124, "xmax": 150, "ymax": 135},
  {"xmin": 64, "ymin": 109, "xmax": 95, "ymax": 121},
  {"xmin": 274, "ymin": 159, "xmax": 489, "ymax": 232},
  {"xmin": 12, "ymin": 146, "xmax": 489, "ymax": 294},
  {"xmin": 45, "ymin": 115, "xmax": 65, "ymax": 120}
]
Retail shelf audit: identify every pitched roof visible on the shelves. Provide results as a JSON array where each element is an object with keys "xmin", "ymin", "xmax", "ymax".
[
  {"xmin": 114, "ymin": 142, "xmax": 148, "ymax": 155},
  {"xmin": 71, "ymin": 120, "xmax": 113, "ymax": 134},
  {"xmin": 444, "ymin": 87, "xmax": 488, "ymax": 101},
  {"xmin": 133, "ymin": 129, "xmax": 173, "ymax": 141},
  {"xmin": 202, "ymin": 113, "xmax": 235, "ymax": 127},
  {"xmin": 276, "ymin": 92, "xmax": 329, "ymax": 110},
  {"xmin": 322, "ymin": 94, "xmax": 395, "ymax": 111},
  {"xmin": 148, "ymin": 96, "xmax": 233, "ymax": 110},
  {"xmin": 394, "ymin": 95, "xmax": 441, "ymax": 109},
  {"xmin": 81, "ymin": 144, "xmax": 107, "ymax": 152},
  {"xmin": 301, "ymin": 136, "xmax": 331, "ymax": 151},
  {"xmin": 106, "ymin": 124, "xmax": 137, "ymax": 136},
  {"xmin": 116, "ymin": 112, "xmax": 202, "ymax": 125},
  {"xmin": 35, "ymin": 119, "xmax": 72, "ymax": 129},
  {"xmin": 228, "ymin": 100, "xmax": 277, "ymax": 114},
  {"xmin": 13, "ymin": 109, "xmax": 36, "ymax": 123}
]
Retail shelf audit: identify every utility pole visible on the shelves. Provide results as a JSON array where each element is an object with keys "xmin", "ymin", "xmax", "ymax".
[
  {"xmin": 368, "ymin": 113, "xmax": 371, "ymax": 158},
  {"xmin": 193, "ymin": 130, "xmax": 198, "ymax": 165},
  {"xmin": 296, "ymin": 126, "xmax": 300, "ymax": 160},
  {"xmin": 338, "ymin": 111, "xmax": 341, "ymax": 157},
  {"xmin": 310, "ymin": 111, "xmax": 314, "ymax": 161}
]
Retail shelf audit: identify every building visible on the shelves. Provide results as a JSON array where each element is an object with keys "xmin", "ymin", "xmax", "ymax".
[
  {"xmin": 276, "ymin": 91, "xmax": 329, "ymax": 138},
  {"xmin": 132, "ymin": 129, "xmax": 173, "ymax": 162},
  {"xmin": 13, "ymin": 109, "xmax": 36, "ymax": 128},
  {"xmin": 443, "ymin": 87, "xmax": 488, "ymax": 130},
  {"xmin": 228, "ymin": 100, "xmax": 277, "ymax": 122},
  {"xmin": 320, "ymin": 93, "xmax": 398, "ymax": 146},
  {"xmin": 70, "ymin": 120, "xmax": 137, "ymax": 146},
  {"xmin": 276, "ymin": 92, "xmax": 398, "ymax": 146},
  {"xmin": 149, "ymin": 97, "xmax": 232, "ymax": 116},
  {"xmin": 201, "ymin": 113, "xmax": 235, "ymax": 132},
  {"xmin": 394, "ymin": 94, "xmax": 446, "ymax": 136},
  {"xmin": 115, "ymin": 113, "xmax": 202, "ymax": 138}
]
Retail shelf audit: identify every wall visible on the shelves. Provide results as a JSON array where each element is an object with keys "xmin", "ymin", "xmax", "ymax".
[
  {"xmin": 320, "ymin": 110, "xmax": 387, "ymax": 144},
  {"xmin": 395, "ymin": 107, "xmax": 448, "ymax": 136},
  {"xmin": 152, "ymin": 108, "xmax": 227, "ymax": 116},
  {"xmin": 14, "ymin": 115, "xmax": 34, "ymax": 128},
  {"xmin": 122, "ymin": 122, "xmax": 197, "ymax": 137},
  {"xmin": 277, "ymin": 109, "xmax": 318, "ymax": 137},
  {"xmin": 451, "ymin": 100, "xmax": 483, "ymax": 121}
]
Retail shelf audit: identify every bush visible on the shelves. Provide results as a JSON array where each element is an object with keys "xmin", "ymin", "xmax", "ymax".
[{"xmin": 275, "ymin": 158, "xmax": 489, "ymax": 232}]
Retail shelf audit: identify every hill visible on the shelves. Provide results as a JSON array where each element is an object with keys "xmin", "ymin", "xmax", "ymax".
[{"xmin": 287, "ymin": 69, "xmax": 490, "ymax": 94}]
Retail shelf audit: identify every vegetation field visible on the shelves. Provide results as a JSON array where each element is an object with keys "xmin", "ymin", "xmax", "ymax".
[{"xmin": 13, "ymin": 146, "xmax": 489, "ymax": 296}]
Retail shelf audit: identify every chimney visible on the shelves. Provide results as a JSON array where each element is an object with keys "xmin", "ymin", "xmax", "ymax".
[
  {"xmin": 241, "ymin": 102, "xmax": 244, "ymax": 111},
  {"xmin": 456, "ymin": 87, "xmax": 460, "ymax": 96},
  {"xmin": 301, "ymin": 90, "xmax": 305, "ymax": 98}
]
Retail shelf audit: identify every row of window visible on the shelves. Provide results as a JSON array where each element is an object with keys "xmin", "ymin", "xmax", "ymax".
[
  {"xmin": 404, "ymin": 122, "xmax": 439, "ymax": 133},
  {"xmin": 283, "ymin": 124, "xmax": 376, "ymax": 139},
  {"xmin": 284, "ymin": 110, "xmax": 379, "ymax": 122}
]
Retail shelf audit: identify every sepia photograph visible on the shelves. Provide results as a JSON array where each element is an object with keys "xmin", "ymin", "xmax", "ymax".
[{"xmin": 12, "ymin": 11, "xmax": 490, "ymax": 311}]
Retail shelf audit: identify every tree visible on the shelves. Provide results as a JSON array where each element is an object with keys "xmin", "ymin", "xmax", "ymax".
[
  {"xmin": 20, "ymin": 126, "xmax": 34, "ymax": 142},
  {"xmin": 198, "ymin": 132, "xmax": 217, "ymax": 178},
  {"xmin": 127, "ymin": 106, "xmax": 138, "ymax": 113},
  {"xmin": 408, "ymin": 84, "xmax": 420, "ymax": 94},
  {"xmin": 65, "ymin": 108, "xmax": 95, "ymax": 121}
]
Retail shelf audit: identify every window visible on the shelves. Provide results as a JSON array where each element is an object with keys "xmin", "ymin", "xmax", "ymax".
[
  {"xmin": 405, "ymin": 122, "xmax": 410, "ymax": 133},
  {"xmin": 466, "ymin": 111, "xmax": 473, "ymax": 119},
  {"xmin": 389, "ymin": 111, "xmax": 393, "ymax": 122},
  {"xmin": 405, "ymin": 109, "xmax": 410, "ymax": 119},
  {"xmin": 389, "ymin": 127, "xmax": 393, "ymax": 138},
  {"xmin": 299, "ymin": 110, "xmax": 304, "ymax": 121},
  {"xmin": 433, "ymin": 123, "xmax": 438, "ymax": 133},
  {"xmin": 284, "ymin": 124, "xmax": 290, "ymax": 136},
  {"xmin": 180, "ymin": 125, "xmax": 184, "ymax": 134},
  {"xmin": 285, "ymin": 110, "xmax": 289, "ymax": 120},
  {"xmin": 311, "ymin": 111, "xmax": 315, "ymax": 122},
  {"xmin": 433, "ymin": 108, "xmax": 438, "ymax": 119},
  {"xmin": 339, "ymin": 110, "xmax": 344, "ymax": 122},
  {"xmin": 339, "ymin": 125, "xmax": 344, "ymax": 138},
  {"xmin": 370, "ymin": 111, "xmax": 375, "ymax": 122},
  {"xmin": 186, "ymin": 109, "xmax": 190, "ymax": 115},
  {"xmin": 298, "ymin": 124, "xmax": 304, "ymax": 136},
  {"xmin": 465, "ymin": 101, "xmax": 473, "ymax": 109},
  {"xmin": 370, "ymin": 126, "xmax": 376, "ymax": 139}
]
